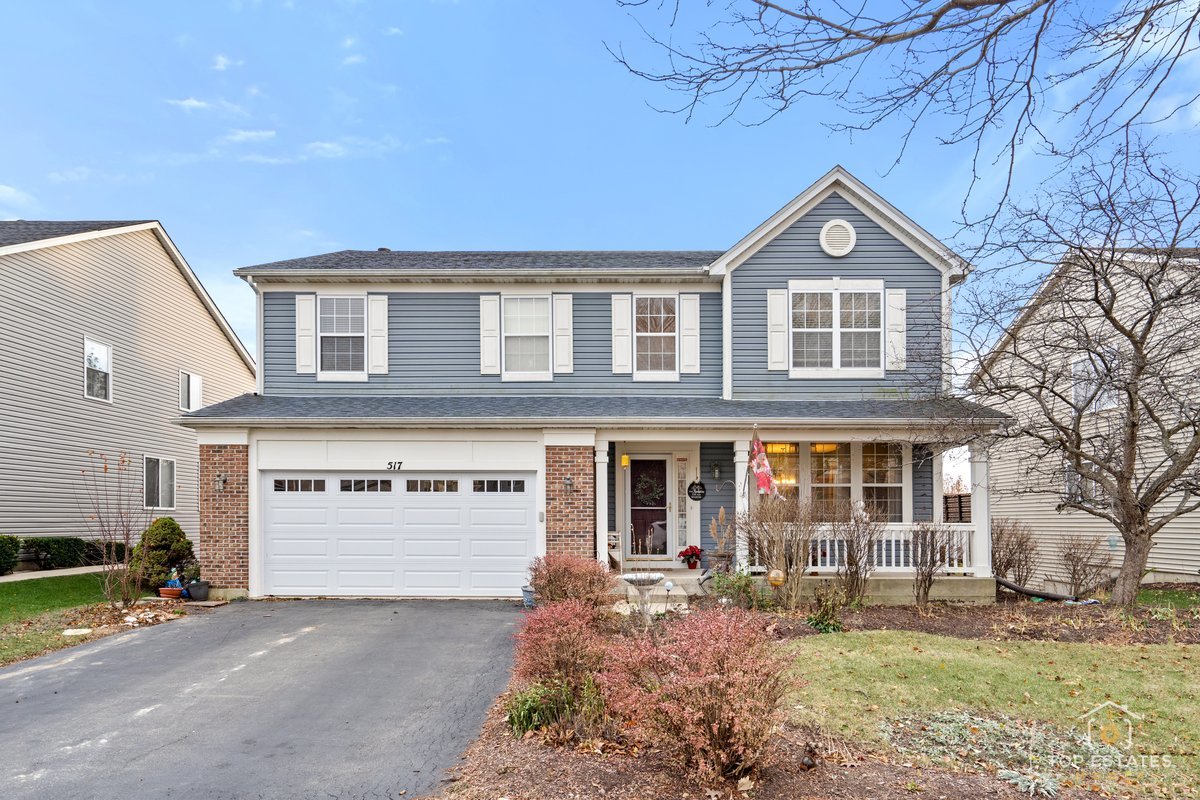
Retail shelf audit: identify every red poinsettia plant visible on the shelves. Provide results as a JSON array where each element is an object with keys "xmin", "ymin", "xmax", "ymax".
[{"xmin": 677, "ymin": 545, "xmax": 704, "ymax": 566}]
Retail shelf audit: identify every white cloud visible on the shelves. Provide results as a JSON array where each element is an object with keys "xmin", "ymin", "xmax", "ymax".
[
  {"xmin": 304, "ymin": 141, "xmax": 349, "ymax": 159},
  {"xmin": 166, "ymin": 97, "xmax": 210, "ymax": 111},
  {"xmin": 341, "ymin": 36, "xmax": 357, "ymax": 49},
  {"xmin": 223, "ymin": 129, "xmax": 277, "ymax": 143},
  {"xmin": 48, "ymin": 166, "xmax": 93, "ymax": 183},
  {"xmin": 164, "ymin": 97, "xmax": 247, "ymax": 115},
  {"xmin": 341, "ymin": 54, "xmax": 366, "ymax": 66},
  {"xmin": 422, "ymin": 136, "xmax": 451, "ymax": 146},
  {"xmin": 240, "ymin": 135, "xmax": 402, "ymax": 165},
  {"xmin": 0, "ymin": 184, "xmax": 37, "ymax": 219},
  {"xmin": 383, "ymin": 26, "xmax": 403, "ymax": 36},
  {"xmin": 212, "ymin": 54, "xmax": 244, "ymax": 71}
]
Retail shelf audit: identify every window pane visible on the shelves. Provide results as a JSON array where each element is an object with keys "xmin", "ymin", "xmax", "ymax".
[
  {"xmin": 840, "ymin": 292, "xmax": 881, "ymax": 329},
  {"xmin": 179, "ymin": 373, "xmax": 191, "ymax": 409},
  {"xmin": 791, "ymin": 292, "xmax": 833, "ymax": 329},
  {"xmin": 320, "ymin": 337, "xmax": 365, "ymax": 372},
  {"xmin": 635, "ymin": 297, "xmax": 676, "ymax": 334},
  {"xmin": 85, "ymin": 340, "xmax": 110, "ymax": 372},
  {"xmin": 160, "ymin": 460, "xmax": 175, "ymax": 508},
  {"xmin": 810, "ymin": 443, "xmax": 851, "ymax": 485},
  {"xmin": 841, "ymin": 331, "xmax": 881, "ymax": 368},
  {"xmin": 318, "ymin": 296, "xmax": 365, "ymax": 334},
  {"xmin": 503, "ymin": 297, "xmax": 550, "ymax": 335},
  {"xmin": 764, "ymin": 443, "xmax": 800, "ymax": 499},
  {"xmin": 504, "ymin": 335, "xmax": 550, "ymax": 373},
  {"xmin": 379, "ymin": 480, "xmax": 392, "ymax": 492},
  {"xmin": 863, "ymin": 486, "xmax": 902, "ymax": 523},
  {"xmin": 513, "ymin": 480, "xmax": 525, "ymax": 492},
  {"xmin": 274, "ymin": 479, "xmax": 286, "ymax": 492},
  {"xmin": 86, "ymin": 368, "xmax": 110, "ymax": 400},
  {"xmin": 473, "ymin": 479, "xmax": 485, "ymax": 492},
  {"xmin": 341, "ymin": 480, "xmax": 353, "ymax": 492},
  {"xmin": 635, "ymin": 334, "xmax": 676, "ymax": 372},
  {"xmin": 862, "ymin": 443, "xmax": 903, "ymax": 484},
  {"xmin": 791, "ymin": 332, "xmax": 833, "ymax": 369},
  {"xmin": 145, "ymin": 457, "xmax": 160, "ymax": 507}
]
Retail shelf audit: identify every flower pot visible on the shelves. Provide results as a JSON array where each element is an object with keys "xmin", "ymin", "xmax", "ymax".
[
  {"xmin": 521, "ymin": 585, "xmax": 535, "ymax": 609},
  {"xmin": 158, "ymin": 587, "xmax": 183, "ymax": 599},
  {"xmin": 187, "ymin": 581, "xmax": 210, "ymax": 602},
  {"xmin": 687, "ymin": 561, "xmax": 699, "ymax": 570}
]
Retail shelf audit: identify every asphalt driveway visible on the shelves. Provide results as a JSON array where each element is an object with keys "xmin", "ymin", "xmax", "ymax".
[{"xmin": 1, "ymin": 599, "xmax": 520, "ymax": 800}]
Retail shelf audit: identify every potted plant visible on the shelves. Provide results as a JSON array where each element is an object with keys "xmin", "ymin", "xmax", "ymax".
[
  {"xmin": 158, "ymin": 567, "xmax": 184, "ymax": 599},
  {"xmin": 677, "ymin": 545, "xmax": 704, "ymax": 570},
  {"xmin": 182, "ymin": 561, "xmax": 210, "ymax": 601}
]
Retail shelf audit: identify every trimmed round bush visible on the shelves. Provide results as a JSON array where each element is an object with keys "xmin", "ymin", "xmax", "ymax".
[
  {"xmin": 513, "ymin": 599, "xmax": 609, "ymax": 693},
  {"xmin": 0, "ymin": 535, "xmax": 20, "ymax": 575},
  {"xmin": 528, "ymin": 555, "xmax": 618, "ymax": 608},
  {"xmin": 132, "ymin": 517, "xmax": 195, "ymax": 588}
]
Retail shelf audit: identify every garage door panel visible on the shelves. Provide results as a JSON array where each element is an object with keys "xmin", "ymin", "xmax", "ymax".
[
  {"xmin": 262, "ymin": 470, "xmax": 535, "ymax": 598},
  {"xmin": 336, "ymin": 538, "xmax": 396, "ymax": 558}
]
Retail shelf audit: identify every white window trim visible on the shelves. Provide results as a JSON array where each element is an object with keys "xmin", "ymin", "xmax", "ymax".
[
  {"xmin": 178, "ymin": 370, "xmax": 202, "ymax": 412},
  {"xmin": 781, "ymin": 441, "xmax": 912, "ymax": 523},
  {"xmin": 787, "ymin": 279, "xmax": 885, "ymax": 379},
  {"xmin": 316, "ymin": 294, "xmax": 369, "ymax": 382},
  {"xmin": 861, "ymin": 442, "xmax": 907, "ymax": 523},
  {"xmin": 501, "ymin": 294, "xmax": 554, "ymax": 382},
  {"xmin": 83, "ymin": 336, "xmax": 113, "ymax": 404},
  {"xmin": 632, "ymin": 293, "xmax": 681, "ymax": 383},
  {"xmin": 143, "ymin": 454, "xmax": 177, "ymax": 511}
]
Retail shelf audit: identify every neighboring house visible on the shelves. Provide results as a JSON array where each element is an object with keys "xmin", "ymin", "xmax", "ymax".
[
  {"xmin": 970, "ymin": 252, "xmax": 1200, "ymax": 588},
  {"xmin": 181, "ymin": 166, "xmax": 1004, "ymax": 599},
  {"xmin": 0, "ymin": 221, "xmax": 256, "ymax": 546}
]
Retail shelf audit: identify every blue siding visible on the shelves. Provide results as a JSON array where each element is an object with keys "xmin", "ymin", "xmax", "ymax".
[
  {"xmin": 913, "ymin": 444, "xmax": 933, "ymax": 522},
  {"xmin": 263, "ymin": 291, "xmax": 723, "ymax": 396},
  {"xmin": 699, "ymin": 442, "xmax": 736, "ymax": 564},
  {"xmin": 606, "ymin": 442, "xmax": 616, "ymax": 534},
  {"xmin": 731, "ymin": 193, "xmax": 944, "ymax": 400}
]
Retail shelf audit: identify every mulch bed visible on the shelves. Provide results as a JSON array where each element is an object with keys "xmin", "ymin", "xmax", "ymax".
[
  {"xmin": 429, "ymin": 701, "xmax": 1092, "ymax": 800},
  {"xmin": 774, "ymin": 595, "xmax": 1200, "ymax": 645}
]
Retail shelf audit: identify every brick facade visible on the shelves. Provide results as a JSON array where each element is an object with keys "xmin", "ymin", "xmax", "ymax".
[
  {"xmin": 545, "ymin": 445, "xmax": 596, "ymax": 558},
  {"xmin": 198, "ymin": 444, "xmax": 250, "ymax": 590}
]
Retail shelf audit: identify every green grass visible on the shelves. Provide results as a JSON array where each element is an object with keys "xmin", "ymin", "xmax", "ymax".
[
  {"xmin": 0, "ymin": 573, "xmax": 108, "ymax": 626},
  {"xmin": 788, "ymin": 631, "xmax": 1198, "ymax": 793},
  {"xmin": 1138, "ymin": 586, "xmax": 1200, "ymax": 610}
]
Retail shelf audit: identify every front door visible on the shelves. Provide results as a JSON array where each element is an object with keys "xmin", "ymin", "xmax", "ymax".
[{"xmin": 627, "ymin": 457, "xmax": 671, "ymax": 559}]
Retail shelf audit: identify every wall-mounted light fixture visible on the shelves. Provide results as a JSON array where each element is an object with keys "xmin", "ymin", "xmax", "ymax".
[
  {"xmin": 563, "ymin": 475, "xmax": 575, "ymax": 492},
  {"xmin": 620, "ymin": 454, "xmax": 631, "ymax": 470},
  {"xmin": 710, "ymin": 463, "xmax": 721, "ymax": 481},
  {"xmin": 213, "ymin": 473, "xmax": 228, "ymax": 493}
]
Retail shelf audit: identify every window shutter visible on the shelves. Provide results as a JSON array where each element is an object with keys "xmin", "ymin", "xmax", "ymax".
[
  {"xmin": 885, "ymin": 289, "xmax": 907, "ymax": 370},
  {"xmin": 480, "ymin": 295, "xmax": 501, "ymax": 375},
  {"xmin": 295, "ymin": 294, "xmax": 316, "ymax": 374},
  {"xmin": 553, "ymin": 294, "xmax": 574, "ymax": 374},
  {"xmin": 766, "ymin": 289, "xmax": 788, "ymax": 371},
  {"xmin": 188, "ymin": 374, "xmax": 203, "ymax": 410},
  {"xmin": 611, "ymin": 294, "xmax": 632, "ymax": 374},
  {"xmin": 367, "ymin": 295, "xmax": 389, "ymax": 375},
  {"xmin": 679, "ymin": 293, "xmax": 701, "ymax": 374}
]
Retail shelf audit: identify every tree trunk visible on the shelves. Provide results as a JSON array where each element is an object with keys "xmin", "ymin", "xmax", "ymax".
[{"xmin": 1110, "ymin": 528, "xmax": 1153, "ymax": 608}]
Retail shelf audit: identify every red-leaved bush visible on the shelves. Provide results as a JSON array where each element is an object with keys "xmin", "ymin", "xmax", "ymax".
[
  {"xmin": 528, "ymin": 554, "xmax": 618, "ymax": 608},
  {"xmin": 513, "ymin": 600, "xmax": 609, "ymax": 693},
  {"xmin": 601, "ymin": 608, "xmax": 791, "ymax": 784}
]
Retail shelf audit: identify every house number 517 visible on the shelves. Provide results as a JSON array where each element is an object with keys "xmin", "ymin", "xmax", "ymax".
[{"xmin": 387, "ymin": 461, "xmax": 403, "ymax": 470}]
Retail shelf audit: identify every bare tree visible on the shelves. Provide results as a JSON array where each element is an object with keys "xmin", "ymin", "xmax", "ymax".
[
  {"xmin": 1054, "ymin": 534, "xmax": 1114, "ymax": 598},
  {"xmin": 613, "ymin": 1, "xmax": 1200, "ymax": 216},
  {"xmin": 827, "ymin": 500, "xmax": 886, "ymax": 605},
  {"xmin": 965, "ymin": 150, "xmax": 1200, "ymax": 608},
  {"xmin": 911, "ymin": 521, "xmax": 956, "ymax": 608},
  {"xmin": 79, "ymin": 451, "xmax": 149, "ymax": 610}
]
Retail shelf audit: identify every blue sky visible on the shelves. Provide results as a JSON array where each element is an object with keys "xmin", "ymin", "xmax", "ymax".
[{"xmin": 2, "ymin": 1, "xmax": 1196, "ymax": 352}]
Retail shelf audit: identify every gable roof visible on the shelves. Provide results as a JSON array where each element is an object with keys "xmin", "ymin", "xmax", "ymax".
[
  {"xmin": 0, "ymin": 220, "xmax": 255, "ymax": 373},
  {"xmin": 235, "ymin": 250, "xmax": 722, "ymax": 279},
  {"xmin": 706, "ymin": 165, "xmax": 968, "ymax": 280}
]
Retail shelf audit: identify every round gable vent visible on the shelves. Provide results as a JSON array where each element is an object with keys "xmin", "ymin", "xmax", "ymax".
[{"xmin": 819, "ymin": 218, "xmax": 857, "ymax": 257}]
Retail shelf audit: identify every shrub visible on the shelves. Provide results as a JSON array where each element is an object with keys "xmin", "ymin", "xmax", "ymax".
[
  {"xmin": 991, "ymin": 517, "xmax": 1040, "ymax": 589},
  {"xmin": 0, "ymin": 535, "xmax": 20, "ymax": 575},
  {"xmin": 84, "ymin": 540, "xmax": 128, "ymax": 566},
  {"xmin": 828, "ymin": 502, "xmax": 885, "ymax": 606},
  {"xmin": 23, "ymin": 536, "xmax": 89, "ymax": 569},
  {"xmin": 505, "ymin": 677, "xmax": 606, "ymax": 738},
  {"xmin": 806, "ymin": 583, "xmax": 845, "ymax": 633},
  {"xmin": 707, "ymin": 570, "xmax": 775, "ymax": 610},
  {"xmin": 513, "ymin": 600, "xmax": 609, "ymax": 693},
  {"xmin": 602, "ymin": 608, "xmax": 791, "ymax": 785},
  {"xmin": 1055, "ymin": 534, "xmax": 1112, "ymax": 598},
  {"xmin": 131, "ymin": 517, "xmax": 195, "ymax": 588},
  {"xmin": 911, "ymin": 521, "xmax": 955, "ymax": 608},
  {"xmin": 528, "ymin": 554, "xmax": 618, "ymax": 608},
  {"xmin": 740, "ymin": 496, "xmax": 817, "ymax": 609}
]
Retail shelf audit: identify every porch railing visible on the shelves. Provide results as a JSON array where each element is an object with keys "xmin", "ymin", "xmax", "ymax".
[{"xmin": 750, "ymin": 523, "xmax": 976, "ymax": 573}]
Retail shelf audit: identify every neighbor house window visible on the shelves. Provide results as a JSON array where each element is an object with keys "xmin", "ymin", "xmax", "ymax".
[
  {"xmin": 1072, "ymin": 349, "xmax": 1118, "ymax": 413},
  {"xmin": 84, "ymin": 338, "xmax": 112, "ymax": 401},
  {"xmin": 144, "ymin": 456, "xmax": 175, "ymax": 509},
  {"xmin": 862, "ymin": 443, "xmax": 903, "ymax": 523},
  {"xmin": 318, "ymin": 296, "xmax": 366, "ymax": 377},
  {"xmin": 634, "ymin": 296, "xmax": 678, "ymax": 379},
  {"xmin": 789, "ymin": 280, "xmax": 883, "ymax": 377},
  {"xmin": 1064, "ymin": 461, "xmax": 1106, "ymax": 506},
  {"xmin": 502, "ymin": 296, "xmax": 552, "ymax": 380},
  {"xmin": 179, "ymin": 371, "xmax": 202, "ymax": 411},
  {"xmin": 810, "ymin": 443, "xmax": 851, "ymax": 518}
]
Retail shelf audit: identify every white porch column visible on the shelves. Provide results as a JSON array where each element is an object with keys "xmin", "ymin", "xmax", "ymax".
[
  {"xmin": 968, "ymin": 442, "xmax": 992, "ymax": 577},
  {"xmin": 733, "ymin": 439, "xmax": 751, "ymax": 568},
  {"xmin": 595, "ymin": 441, "xmax": 609, "ymax": 566}
]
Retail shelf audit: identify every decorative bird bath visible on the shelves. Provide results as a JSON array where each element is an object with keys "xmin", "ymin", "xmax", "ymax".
[{"xmin": 621, "ymin": 572, "xmax": 665, "ymax": 628}]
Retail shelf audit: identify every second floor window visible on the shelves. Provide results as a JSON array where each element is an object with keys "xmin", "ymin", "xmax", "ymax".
[
  {"xmin": 634, "ymin": 296, "xmax": 677, "ymax": 379},
  {"xmin": 179, "ymin": 371, "xmax": 202, "ymax": 411},
  {"xmin": 84, "ymin": 338, "xmax": 112, "ymax": 402},
  {"xmin": 318, "ymin": 296, "xmax": 366, "ymax": 376},
  {"xmin": 788, "ymin": 280, "xmax": 883, "ymax": 377},
  {"xmin": 1072, "ymin": 349, "xmax": 1118, "ymax": 413},
  {"xmin": 502, "ymin": 296, "xmax": 551, "ymax": 379}
]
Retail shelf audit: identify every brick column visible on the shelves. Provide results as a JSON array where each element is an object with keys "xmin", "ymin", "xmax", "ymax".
[
  {"xmin": 198, "ymin": 444, "xmax": 250, "ymax": 592},
  {"xmin": 545, "ymin": 445, "xmax": 596, "ymax": 558}
]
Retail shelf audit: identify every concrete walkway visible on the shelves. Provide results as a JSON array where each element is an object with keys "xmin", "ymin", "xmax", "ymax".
[{"xmin": 0, "ymin": 565, "xmax": 105, "ymax": 584}]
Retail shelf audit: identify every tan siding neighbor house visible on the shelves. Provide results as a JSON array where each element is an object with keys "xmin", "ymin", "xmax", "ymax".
[{"xmin": 0, "ymin": 221, "xmax": 255, "ymax": 546}]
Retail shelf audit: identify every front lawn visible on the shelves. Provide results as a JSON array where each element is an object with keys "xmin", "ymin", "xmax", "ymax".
[
  {"xmin": 1138, "ymin": 584, "xmax": 1200, "ymax": 610},
  {"xmin": 789, "ymin": 630, "xmax": 1198, "ymax": 795},
  {"xmin": 0, "ymin": 573, "xmax": 107, "ymax": 625}
]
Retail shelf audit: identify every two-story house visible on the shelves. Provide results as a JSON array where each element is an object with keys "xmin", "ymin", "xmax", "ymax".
[
  {"xmin": 182, "ymin": 167, "xmax": 1003, "ymax": 599},
  {"xmin": 0, "ymin": 220, "xmax": 256, "ymax": 548}
]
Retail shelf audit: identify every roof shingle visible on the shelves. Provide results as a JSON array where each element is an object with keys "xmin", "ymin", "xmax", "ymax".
[
  {"xmin": 235, "ymin": 250, "xmax": 723, "ymax": 275},
  {"xmin": 0, "ymin": 220, "xmax": 153, "ymax": 249}
]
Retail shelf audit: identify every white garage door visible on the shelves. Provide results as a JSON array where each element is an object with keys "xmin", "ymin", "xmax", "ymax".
[{"xmin": 261, "ymin": 472, "xmax": 536, "ymax": 597}]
